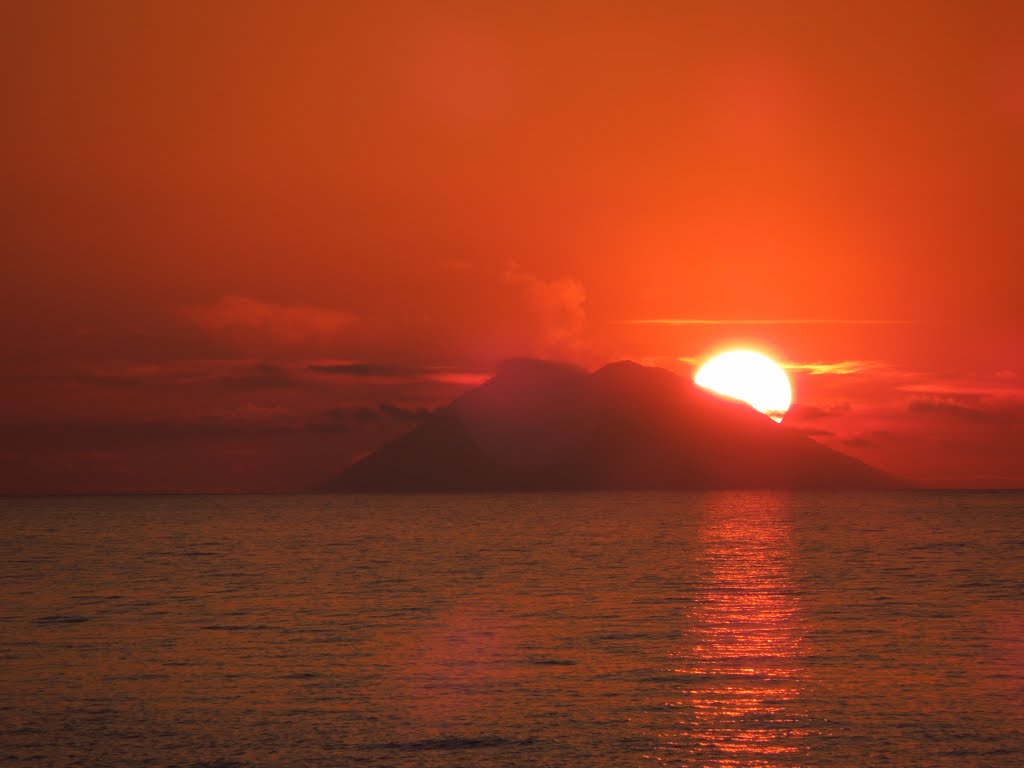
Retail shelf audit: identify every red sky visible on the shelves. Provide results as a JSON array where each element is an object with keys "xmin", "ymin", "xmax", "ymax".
[{"xmin": 2, "ymin": 1, "xmax": 1023, "ymax": 492}]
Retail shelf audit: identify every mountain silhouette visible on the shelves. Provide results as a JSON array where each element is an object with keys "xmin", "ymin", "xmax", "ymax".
[{"xmin": 324, "ymin": 359, "xmax": 901, "ymax": 491}]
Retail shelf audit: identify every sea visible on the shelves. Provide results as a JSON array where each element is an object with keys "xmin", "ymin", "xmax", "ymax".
[{"xmin": 1, "ymin": 491, "xmax": 1022, "ymax": 767}]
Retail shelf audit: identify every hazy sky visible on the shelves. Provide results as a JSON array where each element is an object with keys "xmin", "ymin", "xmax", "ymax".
[{"xmin": 2, "ymin": 1, "xmax": 1023, "ymax": 491}]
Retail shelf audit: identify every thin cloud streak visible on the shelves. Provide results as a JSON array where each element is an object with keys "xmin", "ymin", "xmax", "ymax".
[
  {"xmin": 784, "ymin": 360, "xmax": 879, "ymax": 375},
  {"xmin": 623, "ymin": 318, "xmax": 912, "ymax": 326},
  {"xmin": 308, "ymin": 361, "xmax": 489, "ymax": 385},
  {"xmin": 678, "ymin": 356, "xmax": 877, "ymax": 376}
]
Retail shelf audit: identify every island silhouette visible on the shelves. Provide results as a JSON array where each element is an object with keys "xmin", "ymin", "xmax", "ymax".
[{"xmin": 325, "ymin": 359, "xmax": 901, "ymax": 491}]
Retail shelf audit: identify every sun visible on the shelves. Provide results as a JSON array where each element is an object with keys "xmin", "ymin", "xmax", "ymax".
[{"xmin": 694, "ymin": 350, "xmax": 793, "ymax": 423}]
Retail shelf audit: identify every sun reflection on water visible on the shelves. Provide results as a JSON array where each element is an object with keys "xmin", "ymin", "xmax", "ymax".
[{"xmin": 655, "ymin": 495, "xmax": 815, "ymax": 766}]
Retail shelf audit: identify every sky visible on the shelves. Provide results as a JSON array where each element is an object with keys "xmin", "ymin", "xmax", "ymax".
[{"xmin": 2, "ymin": 1, "xmax": 1023, "ymax": 492}]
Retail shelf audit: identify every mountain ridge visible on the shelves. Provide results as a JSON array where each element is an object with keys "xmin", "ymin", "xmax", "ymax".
[{"xmin": 323, "ymin": 358, "xmax": 902, "ymax": 491}]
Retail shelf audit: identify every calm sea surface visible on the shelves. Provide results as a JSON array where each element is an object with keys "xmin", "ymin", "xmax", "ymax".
[{"xmin": 2, "ymin": 492, "xmax": 1023, "ymax": 767}]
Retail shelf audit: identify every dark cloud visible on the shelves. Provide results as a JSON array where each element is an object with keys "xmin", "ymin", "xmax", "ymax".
[
  {"xmin": 64, "ymin": 367, "xmax": 176, "ymax": 389},
  {"xmin": 308, "ymin": 362, "xmax": 425, "ymax": 377},
  {"xmin": 306, "ymin": 408, "xmax": 355, "ymax": 434},
  {"xmin": 2, "ymin": 414, "xmax": 296, "ymax": 443},
  {"xmin": 306, "ymin": 403, "xmax": 435, "ymax": 433},
  {"xmin": 379, "ymin": 403, "xmax": 433, "ymax": 421},
  {"xmin": 842, "ymin": 430, "xmax": 894, "ymax": 448},
  {"xmin": 216, "ymin": 364, "xmax": 298, "ymax": 389},
  {"xmin": 791, "ymin": 427, "xmax": 835, "ymax": 437},
  {"xmin": 306, "ymin": 362, "xmax": 487, "ymax": 385},
  {"xmin": 908, "ymin": 397, "xmax": 994, "ymax": 422},
  {"xmin": 786, "ymin": 403, "xmax": 851, "ymax": 421},
  {"xmin": 906, "ymin": 393, "xmax": 1024, "ymax": 424},
  {"xmin": 61, "ymin": 362, "xmax": 301, "ymax": 390},
  {"xmin": 352, "ymin": 406, "xmax": 380, "ymax": 422}
]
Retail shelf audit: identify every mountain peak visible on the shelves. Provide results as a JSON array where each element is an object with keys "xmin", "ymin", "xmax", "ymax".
[
  {"xmin": 324, "ymin": 358, "xmax": 901, "ymax": 491},
  {"xmin": 590, "ymin": 359, "xmax": 689, "ymax": 396}
]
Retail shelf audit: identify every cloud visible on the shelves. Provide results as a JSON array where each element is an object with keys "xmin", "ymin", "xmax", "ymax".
[
  {"xmin": 907, "ymin": 394, "xmax": 1024, "ymax": 423},
  {"xmin": 842, "ymin": 430, "xmax": 893, "ymax": 448},
  {"xmin": 786, "ymin": 402, "xmax": 851, "ymax": 421},
  {"xmin": 308, "ymin": 362, "xmax": 419, "ymax": 378},
  {"xmin": 908, "ymin": 397, "xmax": 993, "ymax": 421},
  {"xmin": 306, "ymin": 407, "xmax": 363, "ymax": 433},
  {"xmin": 6, "ymin": 407, "xmax": 297, "ymax": 440},
  {"xmin": 791, "ymin": 427, "xmax": 835, "ymax": 437},
  {"xmin": 784, "ymin": 360, "xmax": 877, "ymax": 375},
  {"xmin": 379, "ymin": 403, "xmax": 434, "ymax": 421},
  {"xmin": 678, "ymin": 356, "xmax": 879, "ymax": 376},
  {"xmin": 183, "ymin": 295, "xmax": 354, "ymax": 351},
  {"xmin": 426, "ymin": 371, "xmax": 491, "ymax": 386},
  {"xmin": 216, "ymin": 363, "xmax": 298, "ymax": 389},
  {"xmin": 623, "ymin": 318, "xmax": 911, "ymax": 326},
  {"xmin": 306, "ymin": 403, "xmax": 434, "ymax": 433},
  {"xmin": 502, "ymin": 263, "xmax": 586, "ymax": 351},
  {"xmin": 60, "ymin": 360, "xmax": 302, "ymax": 391},
  {"xmin": 899, "ymin": 380, "xmax": 1024, "ymax": 397},
  {"xmin": 308, "ymin": 361, "xmax": 490, "ymax": 386}
]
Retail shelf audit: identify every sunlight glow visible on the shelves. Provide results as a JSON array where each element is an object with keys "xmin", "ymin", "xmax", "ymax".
[{"xmin": 694, "ymin": 350, "xmax": 793, "ymax": 423}]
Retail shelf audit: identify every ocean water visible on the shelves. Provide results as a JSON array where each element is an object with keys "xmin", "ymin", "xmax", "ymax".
[{"xmin": 1, "ymin": 491, "xmax": 1022, "ymax": 767}]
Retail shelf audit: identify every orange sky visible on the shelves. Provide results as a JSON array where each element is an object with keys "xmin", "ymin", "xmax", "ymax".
[{"xmin": 2, "ymin": 1, "xmax": 1022, "ymax": 492}]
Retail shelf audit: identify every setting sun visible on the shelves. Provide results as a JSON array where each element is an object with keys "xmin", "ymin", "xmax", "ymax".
[{"xmin": 694, "ymin": 350, "xmax": 793, "ymax": 423}]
